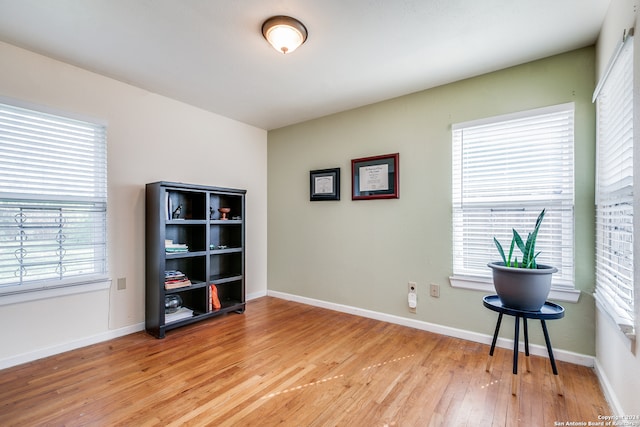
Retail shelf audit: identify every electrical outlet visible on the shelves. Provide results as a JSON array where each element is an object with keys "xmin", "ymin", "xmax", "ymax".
[
  {"xmin": 408, "ymin": 281, "xmax": 417, "ymax": 313},
  {"xmin": 408, "ymin": 281, "xmax": 417, "ymax": 293},
  {"xmin": 430, "ymin": 283, "xmax": 440, "ymax": 298}
]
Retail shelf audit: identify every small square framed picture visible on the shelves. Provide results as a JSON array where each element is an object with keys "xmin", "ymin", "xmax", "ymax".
[{"xmin": 310, "ymin": 168, "xmax": 340, "ymax": 201}]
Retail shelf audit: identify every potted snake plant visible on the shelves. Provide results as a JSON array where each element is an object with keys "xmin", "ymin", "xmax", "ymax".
[{"xmin": 488, "ymin": 209, "xmax": 557, "ymax": 311}]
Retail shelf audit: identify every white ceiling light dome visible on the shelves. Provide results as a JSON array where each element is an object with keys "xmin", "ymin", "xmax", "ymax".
[{"xmin": 262, "ymin": 15, "xmax": 308, "ymax": 54}]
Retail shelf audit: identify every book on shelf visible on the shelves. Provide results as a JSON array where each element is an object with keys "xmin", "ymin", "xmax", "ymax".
[
  {"xmin": 166, "ymin": 247, "xmax": 188, "ymax": 253},
  {"xmin": 165, "ymin": 270, "xmax": 186, "ymax": 280},
  {"xmin": 165, "ymin": 273, "xmax": 187, "ymax": 280},
  {"xmin": 165, "ymin": 239, "xmax": 189, "ymax": 253},
  {"xmin": 165, "ymin": 279, "xmax": 192, "ymax": 290},
  {"xmin": 165, "ymin": 192, "xmax": 171, "ymax": 220},
  {"xmin": 164, "ymin": 270, "xmax": 192, "ymax": 289},
  {"xmin": 165, "ymin": 307, "xmax": 194, "ymax": 323}
]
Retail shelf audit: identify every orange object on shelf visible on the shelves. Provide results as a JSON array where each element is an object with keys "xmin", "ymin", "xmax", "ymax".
[{"xmin": 211, "ymin": 284, "xmax": 221, "ymax": 310}]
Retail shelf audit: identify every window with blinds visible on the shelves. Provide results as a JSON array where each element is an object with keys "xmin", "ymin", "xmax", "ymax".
[
  {"xmin": 0, "ymin": 102, "xmax": 107, "ymax": 294},
  {"xmin": 594, "ymin": 33, "xmax": 635, "ymax": 338},
  {"xmin": 452, "ymin": 103, "xmax": 575, "ymax": 288}
]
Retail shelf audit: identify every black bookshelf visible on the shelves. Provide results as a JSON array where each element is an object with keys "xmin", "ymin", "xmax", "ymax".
[{"xmin": 145, "ymin": 181, "xmax": 246, "ymax": 338}]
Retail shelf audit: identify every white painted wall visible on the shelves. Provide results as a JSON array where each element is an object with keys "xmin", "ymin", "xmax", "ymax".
[
  {"xmin": 593, "ymin": 0, "xmax": 640, "ymax": 416},
  {"xmin": 0, "ymin": 41, "xmax": 268, "ymax": 367}
]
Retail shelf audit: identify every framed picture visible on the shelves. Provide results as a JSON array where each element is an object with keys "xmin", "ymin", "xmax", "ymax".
[
  {"xmin": 351, "ymin": 153, "xmax": 399, "ymax": 200},
  {"xmin": 310, "ymin": 168, "xmax": 340, "ymax": 201}
]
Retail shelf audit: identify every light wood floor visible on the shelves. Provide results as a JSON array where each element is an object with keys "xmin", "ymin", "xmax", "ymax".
[{"xmin": 0, "ymin": 297, "xmax": 609, "ymax": 426}]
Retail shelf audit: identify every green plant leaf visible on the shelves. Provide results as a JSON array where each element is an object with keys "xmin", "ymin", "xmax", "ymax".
[
  {"xmin": 507, "ymin": 237, "xmax": 515, "ymax": 267},
  {"xmin": 524, "ymin": 209, "xmax": 545, "ymax": 267},
  {"xmin": 531, "ymin": 251, "xmax": 541, "ymax": 268},
  {"xmin": 522, "ymin": 232, "xmax": 533, "ymax": 265},
  {"xmin": 491, "ymin": 208, "xmax": 547, "ymax": 269},
  {"xmin": 513, "ymin": 229, "xmax": 525, "ymax": 255},
  {"xmin": 493, "ymin": 237, "xmax": 507, "ymax": 265}
]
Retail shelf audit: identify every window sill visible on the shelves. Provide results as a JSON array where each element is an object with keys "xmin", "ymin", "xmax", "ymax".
[
  {"xmin": 0, "ymin": 278, "xmax": 111, "ymax": 306},
  {"xmin": 594, "ymin": 291, "xmax": 636, "ymax": 340},
  {"xmin": 449, "ymin": 275, "xmax": 581, "ymax": 303}
]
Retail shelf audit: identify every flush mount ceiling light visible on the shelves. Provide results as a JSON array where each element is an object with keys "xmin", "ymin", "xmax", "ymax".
[{"xmin": 262, "ymin": 15, "xmax": 308, "ymax": 54}]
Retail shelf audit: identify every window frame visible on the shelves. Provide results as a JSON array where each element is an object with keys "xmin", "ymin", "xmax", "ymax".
[
  {"xmin": 0, "ymin": 99, "xmax": 109, "ymax": 301},
  {"xmin": 593, "ymin": 32, "xmax": 635, "ymax": 339},
  {"xmin": 449, "ymin": 103, "xmax": 580, "ymax": 303}
]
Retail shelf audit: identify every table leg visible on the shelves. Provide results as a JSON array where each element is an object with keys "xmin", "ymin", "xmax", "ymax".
[
  {"xmin": 541, "ymin": 319, "xmax": 563, "ymax": 396},
  {"xmin": 512, "ymin": 315, "xmax": 520, "ymax": 395},
  {"xmin": 486, "ymin": 312, "xmax": 503, "ymax": 373},
  {"xmin": 523, "ymin": 317, "xmax": 531, "ymax": 372}
]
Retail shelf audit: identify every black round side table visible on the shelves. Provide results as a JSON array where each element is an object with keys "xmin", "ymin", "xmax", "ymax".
[{"xmin": 483, "ymin": 294, "xmax": 565, "ymax": 396}]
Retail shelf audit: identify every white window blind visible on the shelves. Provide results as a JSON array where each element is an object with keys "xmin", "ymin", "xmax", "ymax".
[
  {"xmin": 0, "ymin": 102, "xmax": 107, "ymax": 294},
  {"xmin": 452, "ymin": 103, "xmax": 575, "ymax": 288},
  {"xmin": 594, "ymin": 33, "xmax": 635, "ymax": 338}
]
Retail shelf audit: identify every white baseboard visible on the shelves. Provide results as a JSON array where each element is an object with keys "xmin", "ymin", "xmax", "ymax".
[
  {"xmin": 593, "ymin": 358, "xmax": 624, "ymax": 415},
  {"xmin": 247, "ymin": 290, "xmax": 268, "ymax": 301},
  {"xmin": 267, "ymin": 290, "xmax": 595, "ymax": 367},
  {"xmin": 0, "ymin": 290, "xmax": 268, "ymax": 370},
  {"xmin": 1, "ymin": 289, "xmax": 596, "ymax": 373},
  {"xmin": 0, "ymin": 322, "xmax": 145, "ymax": 370}
]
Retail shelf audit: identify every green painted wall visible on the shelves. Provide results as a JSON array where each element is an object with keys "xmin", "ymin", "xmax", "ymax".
[{"xmin": 267, "ymin": 47, "xmax": 596, "ymax": 355}]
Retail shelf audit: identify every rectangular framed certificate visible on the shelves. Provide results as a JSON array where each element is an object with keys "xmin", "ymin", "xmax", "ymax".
[
  {"xmin": 310, "ymin": 168, "xmax": 340, "ymax": 201},
  {"xmin": 351, "ymin": 153, "xmax": 399, "ymax": 200}
]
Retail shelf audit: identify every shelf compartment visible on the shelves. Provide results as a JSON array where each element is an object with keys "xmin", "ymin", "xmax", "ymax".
[
  {"xmin": 165, "ymin": 286, "xmax": 208, "ymax": 315},
  {"xmin": 166, "ymin": 223, "xmax": 206, "ymax": 253},
  {"xmin": 214, "ymin": 280, "xmax": 243, "ymax": 305},
  {"xmin": 165, "ymin": 256, "xmax": 206, "ymax": 286},
  {"xmin": 209, "ymin": 193, "xmax": 243, "ymax": 221},
  {"xmin": 209, "ymin": 252, "xmax": 242, "ymax": 278},
  {"xmin": 210, "ymin": 222, "xmax": 242, "ymax": 249},
  {"xmin": 167, "ymin": 190, "xmax": 207, "ymax": 220}
]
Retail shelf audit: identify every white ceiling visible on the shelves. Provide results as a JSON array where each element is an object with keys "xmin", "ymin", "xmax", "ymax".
[{"xmin": 0, "ymin": 0, "xmax": 610, "ymax": 130}]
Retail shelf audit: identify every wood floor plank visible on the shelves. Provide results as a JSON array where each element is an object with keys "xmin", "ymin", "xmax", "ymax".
[{"xmin": 0, "ymin": 297, "xmax": 610, "ymax": 426}]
